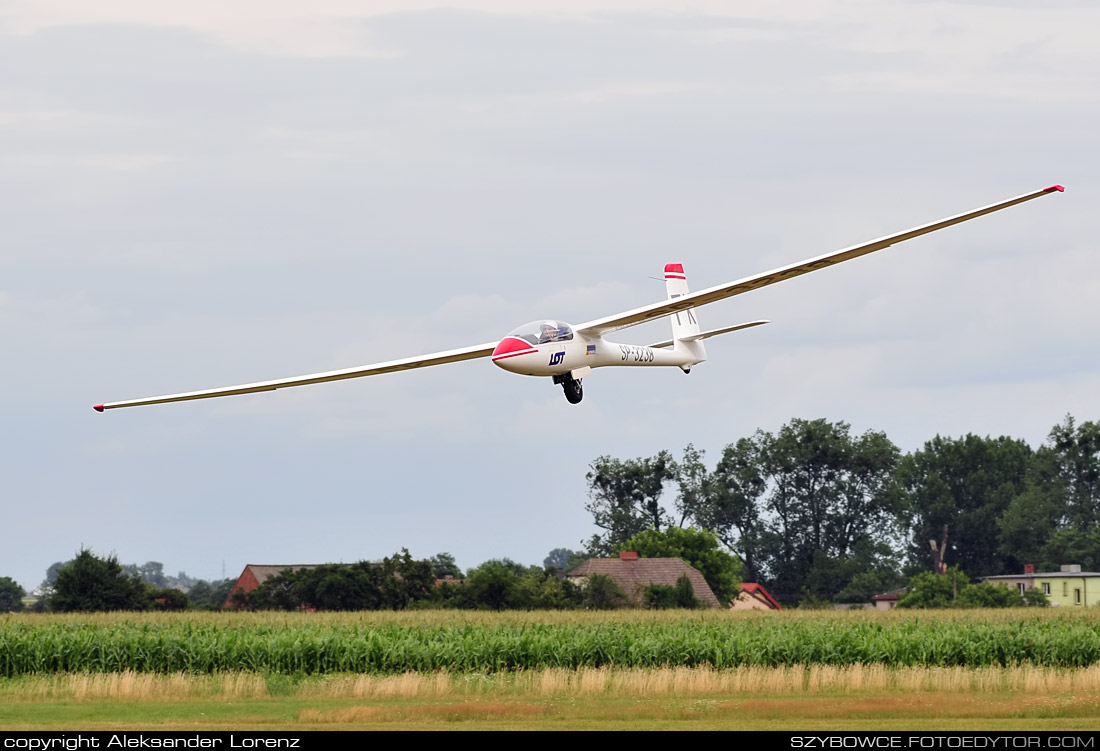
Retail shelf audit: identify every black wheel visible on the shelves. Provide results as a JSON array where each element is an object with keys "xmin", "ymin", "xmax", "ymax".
[{"xmin": 563, "ymin": 377, "xmax": 583, "ymax": 404}]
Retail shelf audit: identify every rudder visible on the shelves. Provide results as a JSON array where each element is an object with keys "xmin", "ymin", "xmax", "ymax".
[{"xmin": 664, "ymin": 263, "xmax": 706, "ymax": 366}]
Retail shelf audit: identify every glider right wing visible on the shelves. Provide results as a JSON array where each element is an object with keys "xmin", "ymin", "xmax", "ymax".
[{"xmin": 575, "ymin": 185, "xmax": 1065, "ymax": 338}]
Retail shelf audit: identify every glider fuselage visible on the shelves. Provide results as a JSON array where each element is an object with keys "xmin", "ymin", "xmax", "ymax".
[{"xmin": 490, "ymin": 322, "xmax": 697, "ymax": 378}]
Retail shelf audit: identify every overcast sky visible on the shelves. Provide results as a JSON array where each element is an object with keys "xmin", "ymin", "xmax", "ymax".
[{"xmin": 2, "ymin": 0, "xmax": 1095, "ymax": 590}]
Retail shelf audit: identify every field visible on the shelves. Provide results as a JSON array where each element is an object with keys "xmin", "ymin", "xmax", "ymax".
[{"xmin": 3, "ymin": 609, "xmax": 1100, "ymax": 730}]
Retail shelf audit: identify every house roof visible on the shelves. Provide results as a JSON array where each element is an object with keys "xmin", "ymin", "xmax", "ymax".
[
  {"xmin": 872, "ymin": 588, "xmax": 905, "ymax": 601},
  {"xmin": 241, "ymin": 564, "xmax": 320, "ymax": 587},
  {"xmin": 566, "ymin": 557, "xmax": 720, "ymax": 607},
  {"xmin": 739, "ymin": 582, "xmax": 782, "ymax": 610}
]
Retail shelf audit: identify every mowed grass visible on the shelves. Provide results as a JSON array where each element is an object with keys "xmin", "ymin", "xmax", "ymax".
[
  {"xmin": 3, "ymin": 666, "xmax": 1100, "ymax": 730},
  {"xmin": 4, "ymin": 610, "xmax": 1100, "ymax": 729}
]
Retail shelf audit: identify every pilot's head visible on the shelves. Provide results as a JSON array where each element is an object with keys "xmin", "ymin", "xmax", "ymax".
[{"xmin": 541, "ymin": 323, "xmax": 557, "ymax": 340}]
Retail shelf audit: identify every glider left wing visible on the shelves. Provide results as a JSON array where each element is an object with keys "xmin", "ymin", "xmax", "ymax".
[
  {"xmin": 94, "ymin": 342, "xmax": 497, "ymax": 411},
  {"xmin": 574, "ymin": 185, "xmax": 1064, "ymax": 338}
]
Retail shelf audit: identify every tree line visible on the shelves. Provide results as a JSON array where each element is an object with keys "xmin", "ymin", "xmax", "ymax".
[
  {"xmin": 581, "ymin": 414, "xmax": 1099, "ymax": 605},
  {"xmin": 5, "ymin": 413, "xmax": 1093, "ymax": 612},
  {"xmin": 8, "ymin": 526, "xmax": 742, "ymax": 613}
]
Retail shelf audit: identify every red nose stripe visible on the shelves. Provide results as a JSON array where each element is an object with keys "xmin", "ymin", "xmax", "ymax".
[{"xmin": 492, "ymin": 336, "xmax": 539, "ymax": 361}]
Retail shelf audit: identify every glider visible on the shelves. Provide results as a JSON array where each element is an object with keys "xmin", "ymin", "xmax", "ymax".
[{"xmin": 94, "ymin": 184, "xmax": 1063, "ymax": 411}]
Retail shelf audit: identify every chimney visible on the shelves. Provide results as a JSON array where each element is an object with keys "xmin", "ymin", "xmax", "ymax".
[
  {"xmin": 1061, "ymin": 564, "xmax": 1082, "ymax": 573},
  {"xmin": 1024, "ymin": 564, "xmax": 1035, "ymax": 574},
  {"xmin": 618, "ymin": 551, "xmax": 639, "ymax": 561}
]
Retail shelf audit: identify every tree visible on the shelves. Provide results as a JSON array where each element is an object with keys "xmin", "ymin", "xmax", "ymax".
[
  {"xmin": 698, "ymin": 437, "xmax": 768, "ymax": 582},
  {"xmin": 0, "ymin": 577, "xmax": 24, "ymax": 612},
  {"xmin": 149, "ymin": 588, "xmax": 189, "ymax": 611},
  {"xmin": 242, "ymin": 550, "xmax": 436, "ymax": 612},
  {"xmin": 584, "ymin": 450, "xmax": 677, "ymax": 555},
  {"xmin": 543, "ymin": 548, "xmax": 585, "ymax": 576},
  {"xmin": 429, "ymin": 553, "xmax": 462, "ymax": 580},
  {"xmin": 956, "ymin": 581, "xmax": 1023, "ymax": 608},
  {"xmin": 581, "ymin": 573, "xmax": 628, "ymax": 610},
  {"xmin": 643, "ymin": 575, "xmax": 699, "ymax": 609},
  {"xmin": 378, "ymin": 549, "xmax": 435, "ymax": 610},
  {"xmin": 50, "ymin": 549, "xmax": 149, "ymax": 612},
  {"xmin": 186, "ymin": 579, "xmax": 236, "ymax": 610},
  {"xmin": 900, "ymin": 434, "xmax": 1032, "ymax": 577},
  {"xmin": 897, "ymin": 567, "xmax": 969, "ymax": 609},
  {"xmin": 513, "ymin": 567, "xmax": 582, "ymax": 609},
  {"xmin": 463, "ymin": 559, "xmax": 527, "ymax": 611},
  {"xmin": 616, "ymin": 527, "xmax": 742, "ymax": 605},
  {"xmin": 1047, "ymin": 414, "xmax": 1100, "ymax": 531},
  {"xmin": 1021, "ymin": 588, "xmax": 1050, "ymax": 607}
]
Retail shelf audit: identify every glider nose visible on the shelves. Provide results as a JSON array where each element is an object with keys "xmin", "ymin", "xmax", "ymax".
[{"xmin": 491, "ymin": 336, "xmax": 539, "ymax": 372}]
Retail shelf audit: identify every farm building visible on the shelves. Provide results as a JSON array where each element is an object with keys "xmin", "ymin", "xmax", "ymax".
[
  {"xmin": 224, "ymin": 564, "xmax": 319, "ymax": 607},
  {"xmin": 871, "ymin": 589, "xmax": 904, "ymax": 610},
  {"xmin": 730, "ymin": 582, "xmax": 782, "ymax": 611},
  {"xmin": 566, "ymin": 551, "xmax": 720, "ymax": 608},
  {"xmin": 979, "ymin": 564, "xmax": 1100, "ymax": 607}
]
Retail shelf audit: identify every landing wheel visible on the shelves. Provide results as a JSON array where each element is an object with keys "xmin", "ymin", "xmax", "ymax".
[{"xmin": 562, "ymin": 377, "xmax": 583, "ymax": 404}]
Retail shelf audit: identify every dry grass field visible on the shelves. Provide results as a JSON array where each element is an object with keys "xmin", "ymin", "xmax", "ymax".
[{"xmin": 2, "ymin": 665, "xmax": 1100, "ymax": 730}]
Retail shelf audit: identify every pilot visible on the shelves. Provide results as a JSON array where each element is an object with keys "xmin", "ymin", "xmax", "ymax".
[{"xmin": 539, "ymin": 322, "xmax": 559, "ymax": 344}]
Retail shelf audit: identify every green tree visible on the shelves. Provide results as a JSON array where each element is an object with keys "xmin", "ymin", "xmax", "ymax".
[
  {"xmin": 428, "ymin": 553, "xmax": 462, "ymax": 580},
  {"xmin": 186, "ymin": 579, "xmax": 236, "ymax": 610},
  {"xmin": 581, "ymin": 573, "xmax": 628, "ymax": 610},
  {"xmin": 616, "ymin": 527, "xmax": 741, "ymax": 605},
  {"xmin": 642, "ymin": 575, "xmax": 699, "ymax": 609},
  {"xmin": 378, "ymin": 549, "xmax": 435, "ymax": 610},
  {"xmin": 698, "ymin": 437, "xmax": 768, "ymax": 582},
  {"xmin": 956, "ymin": 581, "xmax": 1023, "ymax": 608},
  {"xmin": 752, "ymin": 419, "xmax": 902, "ymax": 602},
  {"xmin": 514, "ymin": 567, "xmax": 582, "ymax": 609},
  {"xmin": 543, "ymin": 548, "xmax": 585, "ymax": 576},
  {"xmin": 463, "ymin": 559, "xmax": 527, "ymax": 610},
  {"xmin": 897, "ymin": 567, "xmax": 969, "ymax": 609},
  {"xmin": 901, "ymin": 434, "xmax": 1032, "ymax": 577},
  {"xmin": 1047, "ymin": 414, "xmax": 1100, "ymax": 531},
  {"xmin": 584, "ymin": 450, "xmax": 677, "ymax": 555},
  {"xmin": 1021, "ymin": 587, "xmax": 1050, "ymax": 607},
  {"xmin": 149, "ymin": 588, "xmax": 189, "ymax": 611},
  {"xmin": 50, "ymin": 549, "xmax": 149, "ymax": 612},
  {"xmin": 0, "ymin": 577, "xmax": 24, "ymax": 612}
]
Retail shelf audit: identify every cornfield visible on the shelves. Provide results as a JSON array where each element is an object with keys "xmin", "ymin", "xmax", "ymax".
[{"xmin": 2, "ymin": 610, "xmax": 1099, "ymax": 676}]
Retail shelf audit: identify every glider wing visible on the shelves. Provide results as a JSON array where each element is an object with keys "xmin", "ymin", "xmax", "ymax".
[
  {"xmin": 94, "ymin": 341, "xmax": 497, "ymax": 411},
  {"xmin": 575, "ymin": 185, "xmax": 1064, "ymax": 338}
]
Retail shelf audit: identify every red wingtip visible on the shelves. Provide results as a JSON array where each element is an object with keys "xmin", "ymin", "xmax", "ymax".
[
  {"xmin": 93, "ymin": 404, "xmax": 105, "ymax": 412},
  {"xmin": 1044, "ymin": 184, "xmax": 1065, "ymax": 193}
]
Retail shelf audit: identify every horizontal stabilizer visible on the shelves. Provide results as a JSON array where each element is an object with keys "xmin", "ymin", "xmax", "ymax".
[{"xmin": 649, "ymin": 320, "xmax": 770, "ymax": 349}]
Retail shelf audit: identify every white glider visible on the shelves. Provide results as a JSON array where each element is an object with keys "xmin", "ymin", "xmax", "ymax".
[{"xmin": 95, "ymin": 184, "xmax": 1064, "ymax": 410}]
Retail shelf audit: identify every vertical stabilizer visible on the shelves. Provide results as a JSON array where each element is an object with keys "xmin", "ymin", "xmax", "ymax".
[{"xmin": 664, "ymin": 263, "xmax": 706, "ymax": 367}]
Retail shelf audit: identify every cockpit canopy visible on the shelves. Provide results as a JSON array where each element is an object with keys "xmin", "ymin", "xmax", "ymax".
[{"xmin": 506, "ymin": 320, "xmax": 574, "ymax": 346}]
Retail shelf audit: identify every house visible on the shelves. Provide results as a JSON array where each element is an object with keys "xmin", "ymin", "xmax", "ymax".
[
  {"xmin": 566, "ymin": 551, "xmax": 721, "ymax": 608},
  {"xmin": 731, "ymin": 582, "xmax": 782, "ymax": 610},
  {"xmin": 224, "ymin": 564, "xmax": 319, "ymax": 607},
  {"xmin": 871, "ymin": 588, "xmax": 905, "ymax": 610},
  {"xmin": 980, "ymin": 564, "xmax": 1100, "ymax": 607}
]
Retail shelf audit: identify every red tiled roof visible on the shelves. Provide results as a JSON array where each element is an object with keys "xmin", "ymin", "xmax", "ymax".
[{"xmin": 739, "ymin": 582, "xmax": 782, "ymax": 610}]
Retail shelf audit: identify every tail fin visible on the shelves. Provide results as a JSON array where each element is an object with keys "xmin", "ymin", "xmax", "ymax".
[{"xmin": 664, "ymin": 263, "xmax": 706, "ymax": 367}]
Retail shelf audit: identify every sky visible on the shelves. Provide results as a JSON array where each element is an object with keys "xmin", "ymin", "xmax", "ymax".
[{"xmin": 2, "ymin": 0, "xmax": 1096, "ymax": 591}]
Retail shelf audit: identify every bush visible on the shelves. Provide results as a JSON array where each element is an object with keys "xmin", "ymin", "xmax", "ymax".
[
  {"xmin": 582, "ymin": 574, "xmax": 628, "ymax": 610},
  {"xmin": 50, "ymin": 549, "xmax": 148, "ymax": 612}
]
